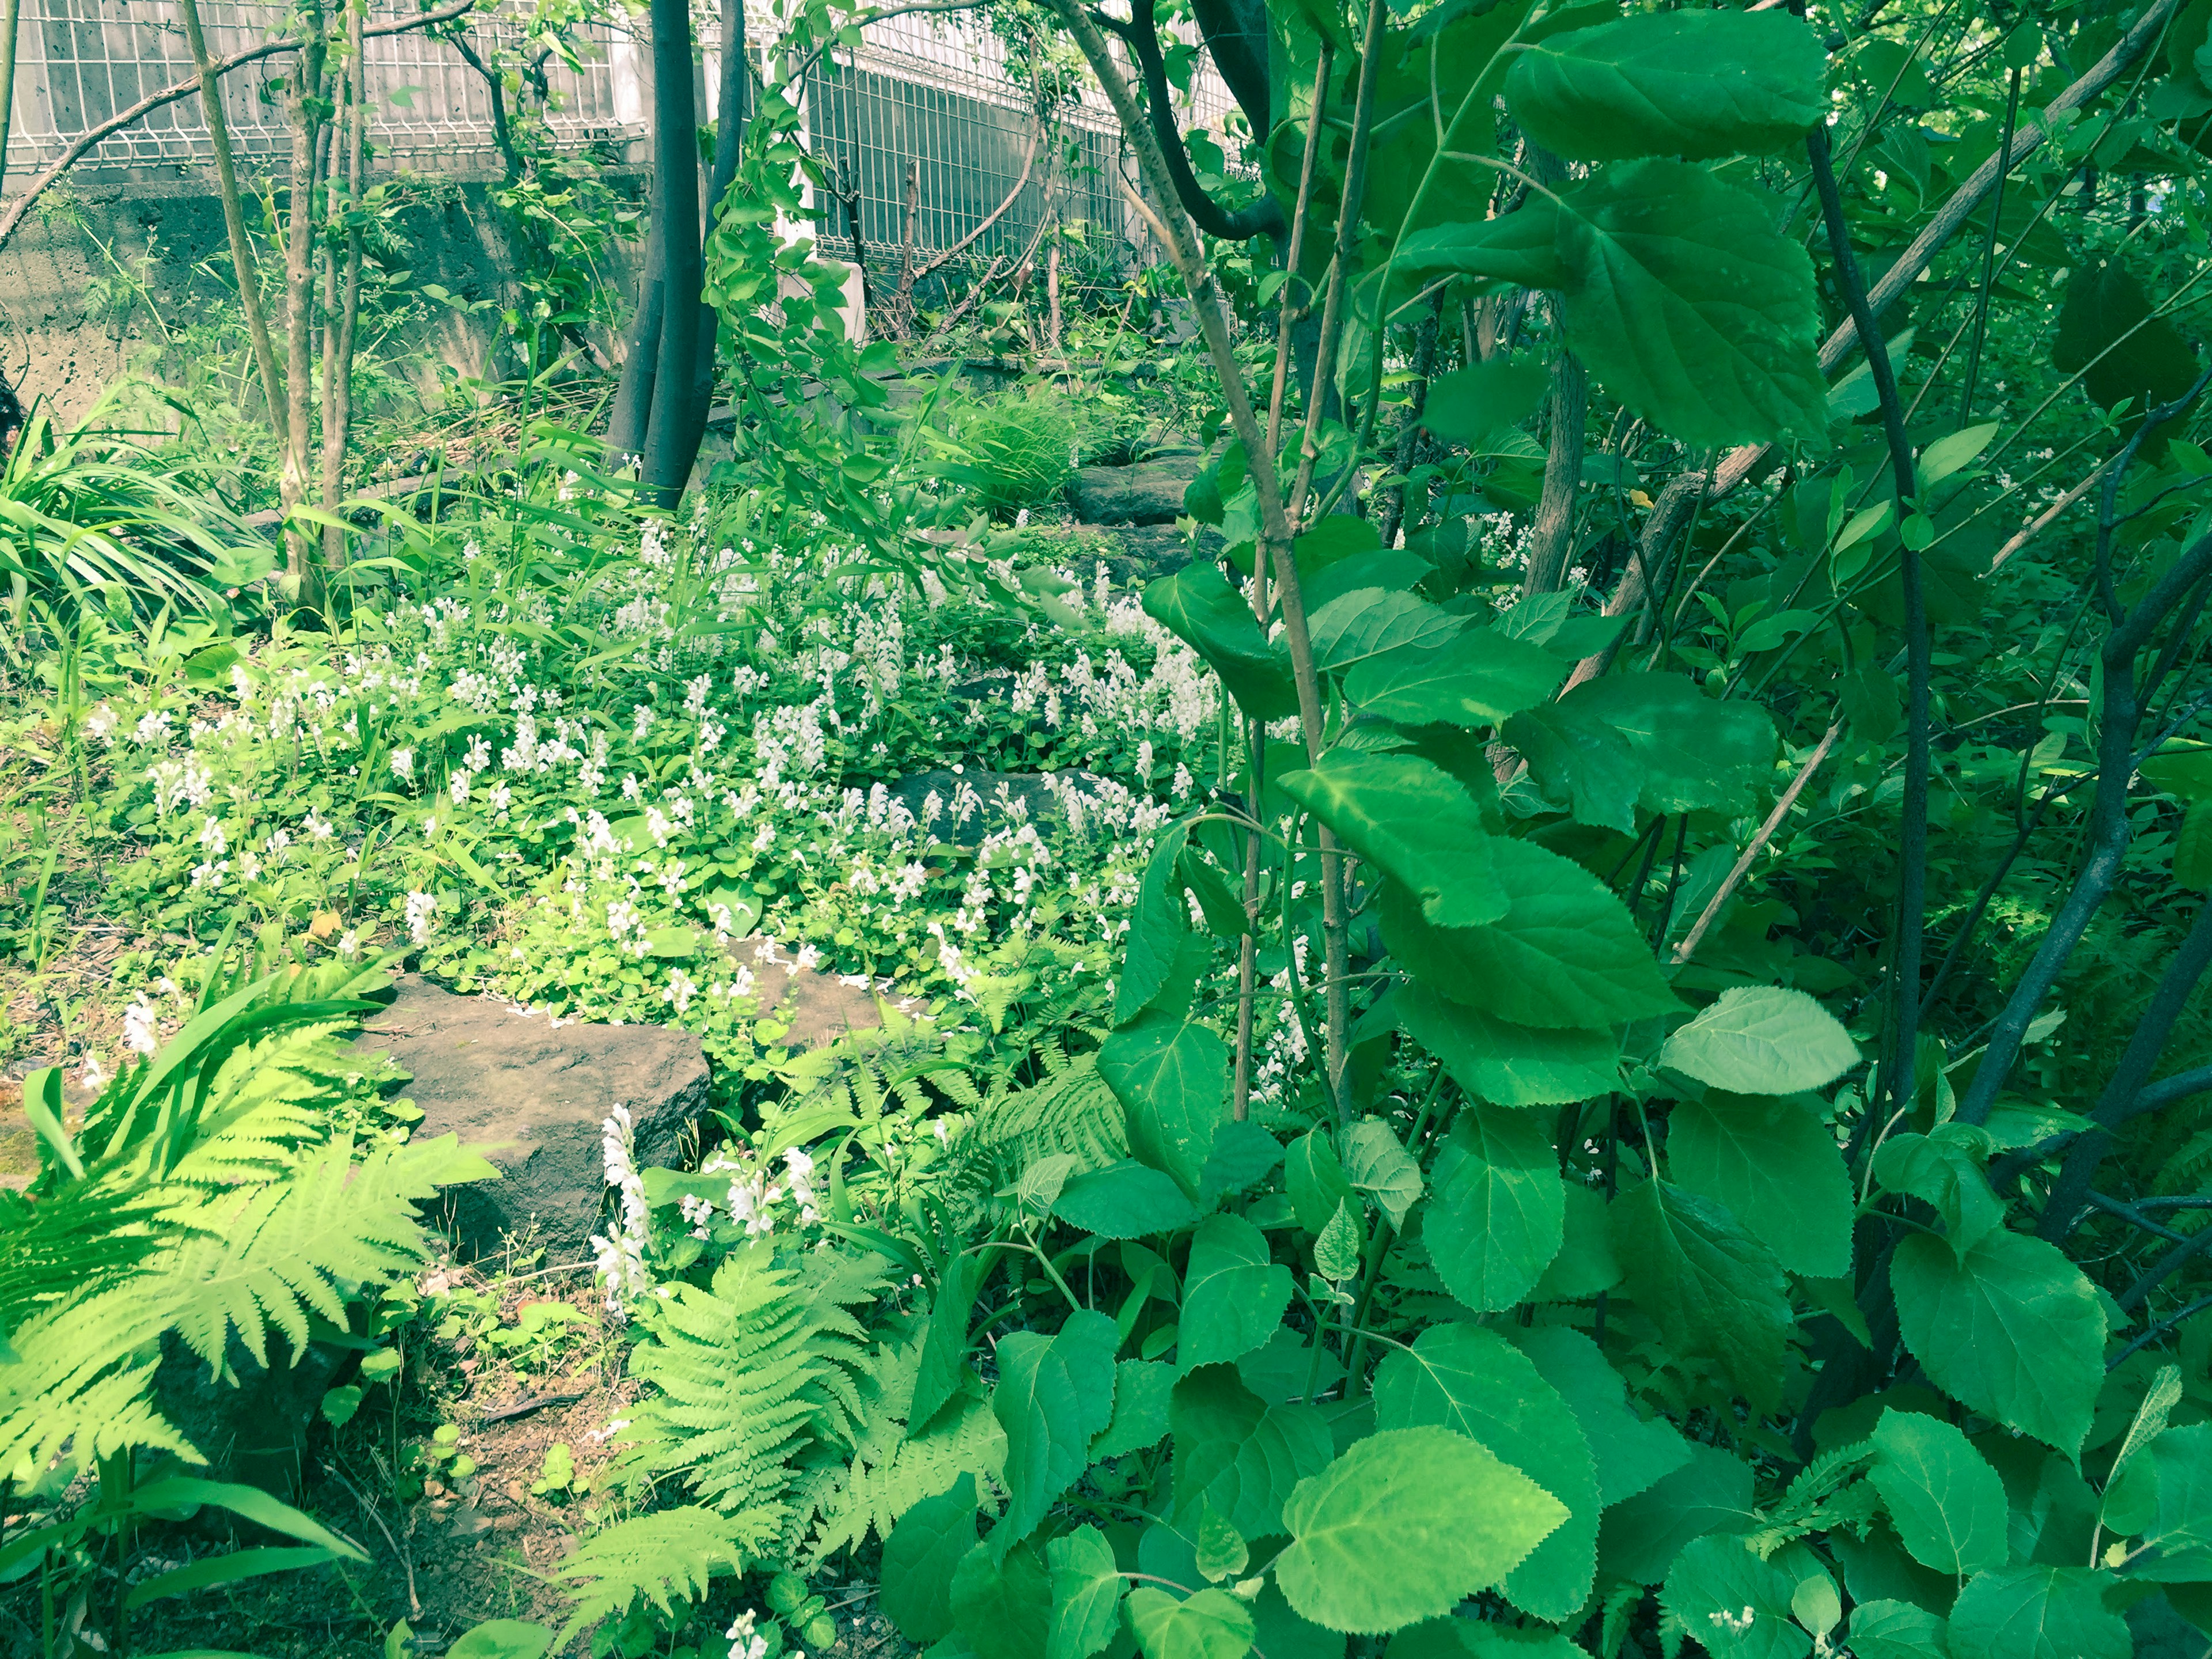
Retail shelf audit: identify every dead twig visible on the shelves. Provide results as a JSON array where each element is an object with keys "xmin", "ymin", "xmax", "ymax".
[{"xmin": 1671, "ymin": 723, "xmax": 1844, "ymax": 966}]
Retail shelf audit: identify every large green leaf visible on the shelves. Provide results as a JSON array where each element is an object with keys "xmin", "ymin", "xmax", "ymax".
[
  {"xmin": 1047, "ymin": 1527, "xmax": 1127, "ymax": 1659},
  {"xmin": 1083, "ymin": 1363, "xmax": 1176, "ymax": 1467},
  {"xmin": 2054, "ymin": 262, "xmax": 2200, "ymax": 418},
  {"xmin": 1396, "ymin": 206, "xmax": 1570, "ymax": 289},
  {"xmin": 1116, "ymin": 824, "xmax": 1200, "ymax": 1025},
  {"xmin": 1307, "ymin": 590, "xmax": 1464, "ymax": 675},
  {"xmin": 992, "ymin": 1311, "xmax": 1122, "ymax": 1550},
  {"xmin": 951, "ymin": 1537, "xmax": 1054, "ymax": 1659},
  {"xmin": 1596, "ymin": 1441, "xmax": 1753, "ymax": 1585},
  {"xmin": 1127, "ymin": 1587, "xmax": 1255, "ymax": 1659},
  {"xmin": 1275, "ymin": 1427, "xmax": 1568, "ymax": 1634},
  {"xmin": 1171, "ymin": 1365, "xmax": 1335, "ymax": 1539},
  {"xmin": 881, "ymin": 1475, "xmax": 981, "ymax": 1641},
  {"xmin": 1502, "ymin": 701, "xmax": 1644, "ymax": 833},
  {"xmin": 1398, "ymin": 981, "xmax": 1621, "ymax": 1107},
  {"xmin": 1054, "ymin": 1160, "xmax": 1200, "ymax": 1240},
  {"xmin": 2130, "ymin": 1424, "xmax": 2212, "ymax": 1579},
  {"xmin": 1872, "ymin": 1130, "xmax": 2007, "ymax": 1255},
  {"xmin": 912, "ymin": 1255, "xmax": 984, "ymax": 1435},
  {"xmin": 1659, "ymin": 988, "xmax": 1860, "ymax": 1096},
  {"xmin": 1343, "ymin": 627, "xmax": 1562, "ymax": 730},
  {"xmin": 1506, "ymin": 1325, "xmax": 1688, "ymax": 1507},
  {"xmin": 1286, "ymin": 1129, "xmax": 1357, "ymax": 1236},
  {"xmin": 1426, "ymin": 1107, "xmax": 1565, "ymax": 1312},
  {"xmin": 1891, "ymin": 1229, "xmax": 2104, "ymax": 1456},
  {"xmin": 1556, "ymin": 161, "xmax": 1827, "ymax": 447},
  {"xmin": 1610, "ymin": 1180, "xmax": 1791, "ymax": 1408},
  {"xmin": 1422, "ymin": 359, "xmax": 1550, "ymax": 446},
  {"xmin": 1381, "ymin": 847, "xmax": 1681, "ymax": 1029},
  {"xmin": 1277, "ymin": 753, "xmax": 1506, "ymax": 929},
  {"xmin": 1503, "ymin": 12, "xmax": 1825, "ymax": 162},
  {"xmin": 1100, "ymin": 1003, "xmax": 1230, "ymax": 1201},
  {"xmin": 1180, "ymin": 1215, "xmax": 1293, "ymax": 1368},
  {"xmin": 1667, "ymin": 1092, "xmax": 1853, "ymax": 1278},
  {"xmin": 1531, "ymin": 1181, "xmax": 1623, "ymax": 1300},
  {"xmin": 1374, "ymin": 1324, "xmax": 1600, "ymax": 1620},
  {"xmin": 1143, "ymin": 564, "xmax": 1296, "ymax": 722},
  {"xmin": 1844, "ymin": 1600, "xmax": 1950, "ymax": 1659},
  {"xmin": 1657, "ymin": 1535, "xmax": 1809, "ymax": 1659},
  {"xmin": 1946, "ymin": 1566, "xmax": 2131, "ymax": 1659},
  {"xmin": 1868, "ymin": 1409, "xmax": 2009, "ymax": 1576},
  {"xmin": 1555, "ymin": 672, "xmax": 1779, "ymax": 817}
]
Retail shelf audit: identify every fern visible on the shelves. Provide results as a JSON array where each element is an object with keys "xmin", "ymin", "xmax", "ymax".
[
  {"xmin": 618, "ymin": 1245, "xmax": 889, "ymax": 1555},
  {"xmin": 0, "ymin": 959, "xmax": 495, "ymax": 1472},
  {"xmin": 790, "ymin": 1323, "xmax": 1007, "ymax": 1569},
  {"xmin": 967, "ymin": 1052, "xmax": 1127, "ymax": 1178},
  {"xmin": 549, "ymin": 1506, "xmax": 741, "ymax": 1647},
  {"xmin": 154, "ymin": 1133, "xmax": 498, "ymax": 1375}
]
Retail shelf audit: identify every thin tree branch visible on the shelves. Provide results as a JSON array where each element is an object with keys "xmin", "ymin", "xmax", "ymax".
[{"xmin": 1671, "ymin": 724, "xmax": 1843, "ymax": 966}]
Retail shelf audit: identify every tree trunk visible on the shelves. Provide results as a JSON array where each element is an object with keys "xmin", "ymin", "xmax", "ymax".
[
  {"xmin": 321, "ymin": 0, "xmax": 365, "ymax": 569},
  {"xmin": 281, "ymin": 5, "xmax": 327, "ymax": 581},
  {"xmin": 177, "ymin": 0, "xmax": 288, "ymax": 449}
]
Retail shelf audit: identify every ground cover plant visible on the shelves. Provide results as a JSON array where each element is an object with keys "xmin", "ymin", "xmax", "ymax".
[{"xmin": 5, "ymin": 0, "xmax": 2212, "ymax": 1654}]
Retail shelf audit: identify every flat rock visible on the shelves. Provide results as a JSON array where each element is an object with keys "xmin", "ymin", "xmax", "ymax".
[
  {"xmin": 1070, "ymin": 457, "xmax": 1203, "ymax": 525},
  {"xmin": 891, "ymin": 768, "xmax": 1112, "ymax": 846},
  {"xmin": 721, "ymin": 941, "xmax": 904, "ymax": 1049},
  {"xmin": 353, "ymin": 975, "xmax": 710, "ymax": 1264}
]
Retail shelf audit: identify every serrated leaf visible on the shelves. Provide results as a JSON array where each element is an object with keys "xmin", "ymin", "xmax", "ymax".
[
  {"xmin": 881, "ymin": 1475, "xmax": 980, "ymax": 1642},
  {"xmin": 1093, "ymin": 1359, "xmax": 1177, "ymax": 1462},
  {"xmin": 1868, "ymin": 1408, "xmax": 2009, "ymax": 1575},
  {"xmin": 993, "ymin": 1312, "xmax": 1121, "ymax": 1550},
  {"xmin": 1946, "ymin": 1565, "xmax": 2131, "ymax": 1659},
  {"xmin": 1507, "ymin": 1326, "xmax": 1689, "ymax": 1508},
  {"xmin": 1170, "ymin": 1363, "xmax": 1335, "ymax": 1538},
  {"xmin": 1668, "ymin": 1092, "xmax": 1853, "ymax": 1278},
  {"xmin": 1374, "ymin": 1324, "xmax": 1600, "ymax": 1620},
  {"xmin": 1610, "ymin": 1180, "xmax": 1791, "ymax": 1409},
  {"xmin": 952, "ymin": 1537, "xmax": 1053, "ymax": 1659},
  {"xmin": 1286, "ymin": 1129, "xmax": 1356, "ymax": 1236},
  {"xmin": 1554, "ymin": 672, "xmax": 1779, "ymax": 817},
  {"xmin": 1054, "ymin": 1160, "xmax": 1200, "ymax": 1240},
  {"xmin": 1340, "ymin": 1120, "xmax": 1423, "ymax": 1228},
  {"xmin": 1503, "ymin": 12, "xmax": 1826, "ymax": 161},
  {"xmin": 1127, "ymin": 1586, "xmax": 1255, "ymax": 1659},
  {"xmin": 1399, "ymin": 981, "xmax": 1622, "ymax": 1107},
  {"xmin": 1659, "ymin": 988, "xmax": 1859, "ymax": 1095},
  {"xmin": 1276, "ymin": 1427, "xmax": 1567, "ymax": 1634},
  {"xmin": 1308, "ymin": 590, "xmax": 1464, "ymax": 675},
  {"xmin": 1381, "ymin": 846, "xmax": 1681, "ymax": 1030},
  {"xmin": 1557, "ymin": 160, "xmax": 1826, "ymax": 448},
  {"xmin": 1422, "ymin": 359, "xmax": 1550, "ymax": 446},
  {"xmin": 1277, "ymin": 753, "xmax": 1506, "ymax": 928},
  {"xmin": 1180, "ymin": 1215, "xmax": 1292, "ymax": 1368},
  {"xmin": 1344, "ymin": 626, "xmax": 1563, "ymax": 730},
  {"xmin": 1844, "ymin": 1599, "xmax": 1949, "ymax": 1659},
  {"xmin": 1426, "ymin": 1107, "xmax": 1564, "ymax": 1312},
  {"xmin": 1658, "ymin": 1534, "xmax": 1808, "ymax": 1659},
  {"xmin": 1891, "ymin": 1229, "xmax": 2104, "ymax": 1456},
  {"xmin": 1100, "ymin": 1003, "xmax": 1229, "ymax": 1202},
  {"xmin": 1597, "ymin": 1442, "xmax": 1753, "ymax": 1585},
  {"xmin": 1314, "ymin": 1200, "xmax": 1364, "ymax": 1282},
  {"xmin": 1046, "ymin": 1525, "xmax": 1126, "ymax": 1659}
]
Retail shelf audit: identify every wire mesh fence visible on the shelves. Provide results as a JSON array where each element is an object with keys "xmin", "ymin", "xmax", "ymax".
[
  {"xmin": 5, "ymin": 0, "xmax": 635, "ymax": 176},
  {"xmin": 1, "ymin": 1, "xmax": 1238, "ymax": 276}
]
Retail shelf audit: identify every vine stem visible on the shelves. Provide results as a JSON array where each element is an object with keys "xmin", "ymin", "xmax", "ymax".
[{"xmin": 1806, "ymin": 119, "xmax": 1930, "ymax": 1126}]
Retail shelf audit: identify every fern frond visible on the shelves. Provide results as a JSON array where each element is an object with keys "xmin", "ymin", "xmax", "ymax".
[
  {"xmin": 551, "ymin": 1506, "xmax": 743, "ymax": 1646},
  {"xmin": 967, "ymin": 1054, "xmax": 1125, "ymax": 1177},
  {"xmin": 153, "ymin": 1133, "xmax": 498, "ymax": 1374},
  {"xmin": 0, "ymin": 1180, "xmax": 172, "ymax": 1335},
  {"xmin": 798, "ymin": 1392, "xmax": 1005, "ymax": 1570},
  {"xmin": 169, "ymin": 1018, "xmax": 375, "ymax": 1185},
  {"xmin": 0, "ymin": 1289, "xmax": 199, "ymax": 1472}
]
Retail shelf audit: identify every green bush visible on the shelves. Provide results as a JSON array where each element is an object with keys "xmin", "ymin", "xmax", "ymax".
[{"xmin": 943, "ymin": 385, "xmax": 1079, "ymax": 516}]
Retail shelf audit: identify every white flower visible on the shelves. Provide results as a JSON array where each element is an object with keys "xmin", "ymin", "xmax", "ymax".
[
  {"xmin": 632, "ymin": 705, "xmax": 656, "ymax": 740},
  {"xmin": 662, "ymin": 967, "xmax": 699, "ymax": 1014},
  {"xmin": 303, "ymin": 809, "xmax": 335, "ymax": 841},
  {"xmin": 83, "ymin": 703, "xmax": 119, "ymax": 744},
  {"xmin": 198, "ymin": 816, "xmax": 228, "ymax": 855},
  {"xmin": 589, "ymin": 1104, "xmax": 653, "ymax": 1320},
  {"xmin": 391, "ymin": 747, "xmax": 415, "ymax": 782},
  {"xmin": 405, "ymin": 889, "xmax": 437, "ymax": 947},
  {"xmin": 336, "ymin": 929, "xmax": 361, "ymax": 959},
  {"xmin": 123, "ymin": 997, "xmax": 160, "ymax": 1056},
  {"xmin": 726, "ymin": 1611, "xmax": 768, "ymax": 1659},
  {"xmin": 79, "ymin": 1052, "xmax": 107, "ymax": 1090}
]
